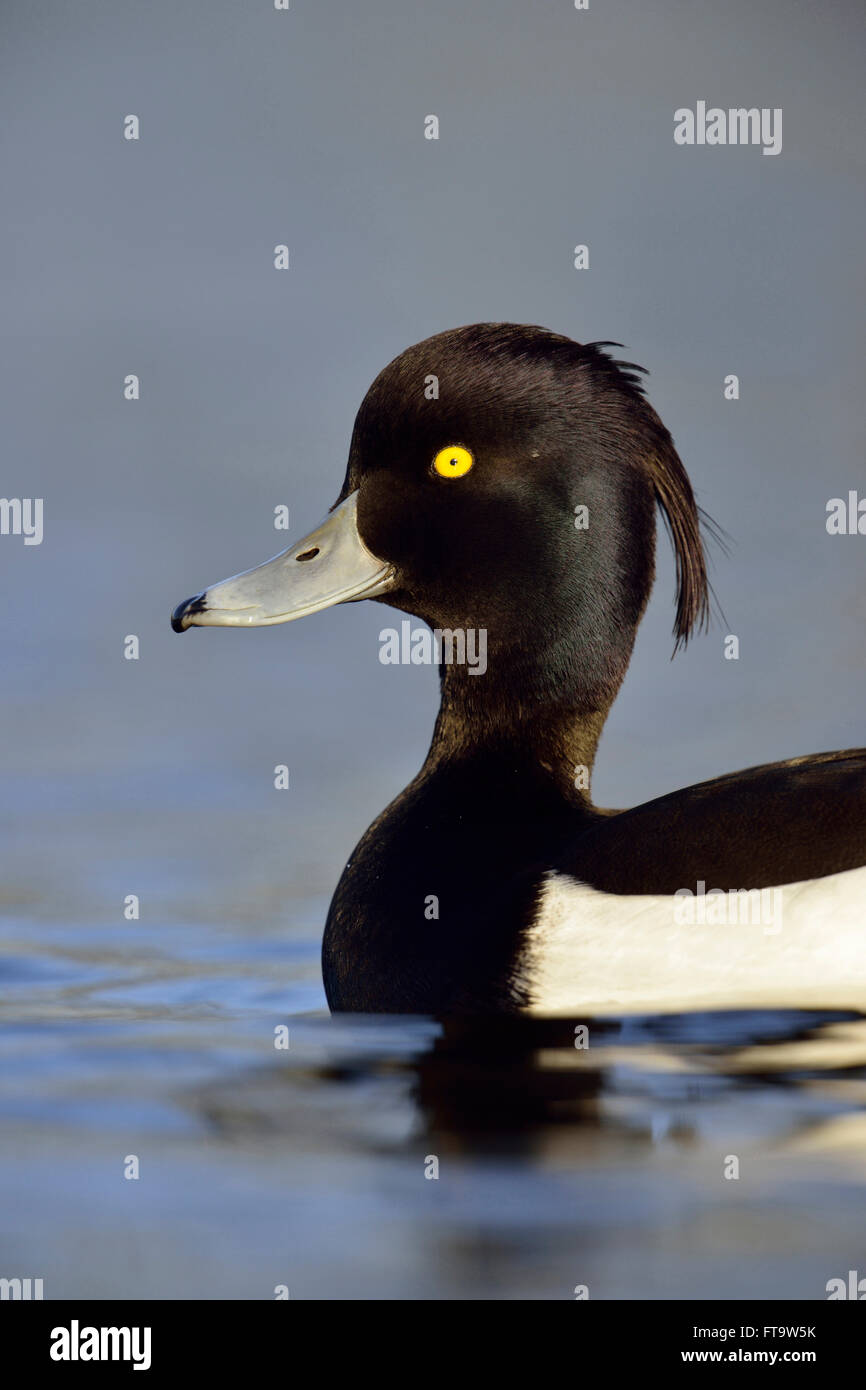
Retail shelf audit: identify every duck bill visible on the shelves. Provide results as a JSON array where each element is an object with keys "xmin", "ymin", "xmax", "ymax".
[{"xmin": 171, "ymin": 491, "xmax": 394, "ymax": 632}]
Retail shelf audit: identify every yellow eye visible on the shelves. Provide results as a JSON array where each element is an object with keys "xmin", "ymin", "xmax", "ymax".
[{"xmin": 433, "ymin": 444, "xmax": 474, "ymax": 479}]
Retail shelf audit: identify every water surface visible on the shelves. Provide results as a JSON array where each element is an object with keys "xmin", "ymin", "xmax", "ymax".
[{"xmin": 2, "ymin": 880, "xmax": 865, "ymax": 1300}]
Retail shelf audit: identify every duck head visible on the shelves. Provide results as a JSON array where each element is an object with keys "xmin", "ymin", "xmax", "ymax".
[{"xmin": 172, "ymin": 323, "xmax": 709, "ymax": 756}]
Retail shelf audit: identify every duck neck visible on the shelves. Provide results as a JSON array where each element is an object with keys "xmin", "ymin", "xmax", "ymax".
[{"xmin": 423, "ymin": 651, "xmax": 611, "ymax": 806}]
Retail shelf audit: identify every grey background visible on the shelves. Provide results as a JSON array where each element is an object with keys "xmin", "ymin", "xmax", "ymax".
[{"xmin": 2, "ymin": 0, "xmax": 864, "ymax": 935}]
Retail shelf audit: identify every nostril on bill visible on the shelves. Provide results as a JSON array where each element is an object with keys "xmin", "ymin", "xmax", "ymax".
[{"xmin": 296, "ymin": 548, "xmax": 320, "ymax": 562}]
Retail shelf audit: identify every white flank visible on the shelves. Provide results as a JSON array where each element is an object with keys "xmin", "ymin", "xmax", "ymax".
[{"xmin": 524, "ymin": 865, "xmax": 866, "ymax": 1015}]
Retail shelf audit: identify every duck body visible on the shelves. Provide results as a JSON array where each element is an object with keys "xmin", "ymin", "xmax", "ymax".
[
  {"xmin": 323, "ymin": 746, "xmax": 866, "ymax": 1015},
  {"xmin": 172, "ymin": 323, "xmax": 866, "ymax": 1016}
]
